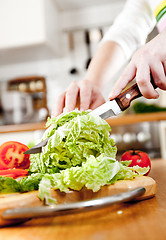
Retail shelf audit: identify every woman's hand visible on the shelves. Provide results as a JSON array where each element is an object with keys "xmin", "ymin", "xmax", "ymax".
[
  {"xmin": 51, "ymin": 41, "xmax": 125, "ymax": 117},
  {"xmin": 51, "ymin": 80, "xmax": 105, "ymax": 117},
  {"xmin": 109, "ymin": 29, "xmax": 166, "ymax": 100}
]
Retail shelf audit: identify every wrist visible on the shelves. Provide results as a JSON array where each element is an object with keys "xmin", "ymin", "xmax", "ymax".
[{"xmin": 84, "ymin": 41, "xmax": 126, "ymax": 90}]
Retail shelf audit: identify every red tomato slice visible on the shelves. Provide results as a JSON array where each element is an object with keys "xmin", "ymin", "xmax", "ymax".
[
  {"xmin": 0, "ymin": 169, "xmax": 29, "ymax": 178},
  {"xmin": 0, "ymin": 169, "xmax": 29, "ymax": 175},
  {"xmin": 3, "ymin": 174, "xmax": 16, "ymax": 178},
  {"xmin": 0, "ymin": 141, "xmax": 30, "ymax": 170}
]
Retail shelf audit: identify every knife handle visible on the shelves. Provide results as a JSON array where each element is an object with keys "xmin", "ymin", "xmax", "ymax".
[{"xmin": 114, "ymin": 78, "xmax": 157, "ymax": 111}]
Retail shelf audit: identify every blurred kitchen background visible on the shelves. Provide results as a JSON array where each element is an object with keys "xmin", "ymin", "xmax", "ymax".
[{"xmin": 0, "ymin": 0, "xmax": 166, "ymax": 159}]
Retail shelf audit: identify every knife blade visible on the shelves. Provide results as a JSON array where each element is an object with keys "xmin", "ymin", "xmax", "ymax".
[
  {"xmin": 25, "ymin": 81, "xmax": 157, "ymax": 155},
  {"xmin": 24, "ymin": 137, "xmax": 50, "ymax": 154},
  {"xmin": 89, "ymin": 78, "xmax": 157, "ymax": 118},
  {"xmin": 2, "ymin": 187, "xmax": 145, "ymax": 220},
  {"xmin": 91, "ymin": 82, "xmax": 143, "ymax": 119}
]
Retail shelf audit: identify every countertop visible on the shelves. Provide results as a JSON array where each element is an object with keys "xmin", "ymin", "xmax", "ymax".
[
  {"xmin": 0, "ymin": 159, "xmax": 166, "ymax": 240},
  {"xmin": 1, "ymin": 112, "xmax": 166, "ymax": 133}
]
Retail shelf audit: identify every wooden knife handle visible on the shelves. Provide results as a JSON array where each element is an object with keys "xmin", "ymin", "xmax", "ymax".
[{"xmin": 115, "ymin": 78, "xmax": 157, "ymax": 111}]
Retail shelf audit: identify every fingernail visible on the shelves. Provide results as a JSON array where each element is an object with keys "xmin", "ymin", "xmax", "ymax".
[
  {"xmin": 64, "ymin": 107, "xmax": 68, "ymax": 112},
  {"xmin": 154, "ymin": 94, "xmax": 159, "ymax": 99},
  {"xmin": 64, "ymin": 108, "xmax": 72, "ymax": 113},
  {"xmin": 108, "ymin": 93, "xmax": 114, "ymax": 100},
  {"xmin": 51, "ymin": 113, "xmax": 58, "ymax": 118},
  {"xmin": 51, "ymin": 112, "xmax": 56, "ymax": 118}
]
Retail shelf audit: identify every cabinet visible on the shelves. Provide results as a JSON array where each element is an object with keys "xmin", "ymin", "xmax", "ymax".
[
  {"xmin": 0, "ymin": 0, "xmax": 61, "ymax": 64},
  {"xmin": 7, "ymin": 76, "xmax": 48, "ymax": 113}
]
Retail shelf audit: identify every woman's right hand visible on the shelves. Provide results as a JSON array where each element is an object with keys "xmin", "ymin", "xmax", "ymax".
[
  {"xmin": 51, "ymin": 79, "xmax": 105, "ymax": 117},
  {"xmin": 51, "ymin": 41, "xmax": 125, "ymax": 117}
]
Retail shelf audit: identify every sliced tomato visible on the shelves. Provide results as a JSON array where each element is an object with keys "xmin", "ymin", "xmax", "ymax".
[
  {"xmin": 2, "ymin": 174, "xmax": 16, "ymax": 178},
  {"xmin": 0, "ymin": 169, "xmax": 29, "ymax": 178},
  {"xmin": 0, "ymin": 141, "xmax": 30, "ymax": 170}
]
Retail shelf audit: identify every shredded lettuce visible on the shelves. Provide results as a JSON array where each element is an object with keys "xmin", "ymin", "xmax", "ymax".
[
  {"xmin": 19, "ymin": 173, "xmax": 43, "ymax": 192},
  {"xmin": 30, "ymin": 111, "xmax": 117, "ymax": 173},
  {"xmin": 0, "ymin": 111, "xmax": 149, "ymax": 204},
  {"xmin": 29, "ymin": 111, "xmax": 149, "ymax": 204}
]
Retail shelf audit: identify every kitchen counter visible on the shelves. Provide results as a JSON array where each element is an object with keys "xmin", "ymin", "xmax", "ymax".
[
  {"xmin": 0, "ymin": 121, "xmax": 46, "ymax": 133},
  {"xmin": 106, "ymin": 111, "xmax": 166, "ymax": 126},
  {"xmin": 1, "ymin": 112, "xmax": 166, "ymax": 133},
  {"xmin": 0, "ymin": 159, "xmax": 166, "ymax": 239}
]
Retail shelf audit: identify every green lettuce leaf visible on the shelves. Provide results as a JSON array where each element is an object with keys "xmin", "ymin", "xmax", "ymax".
[
  {"xmin": 38, "ymin": 154, "xmax": 149, "ymax": 204},
  {"xmin": 0, "ymin": 176, "xmax": 20, "ymax": 193},
  {"xmin": 19, "ymin": 173, "xmax": 43, "ymax": 192},
  {"xmin": 30, "ymin": 111, "xmax": 117, "ymax": 173}
]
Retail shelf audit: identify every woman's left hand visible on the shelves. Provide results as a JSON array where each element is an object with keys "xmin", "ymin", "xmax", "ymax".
[{"xmin": 109, "ymin": 29, "xmax": 166, "ymax": 100}]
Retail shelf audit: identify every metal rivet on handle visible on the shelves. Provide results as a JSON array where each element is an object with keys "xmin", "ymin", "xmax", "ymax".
[{"xmin": 126, "ymin": 93, "xmax": 131, "ymax": 99}]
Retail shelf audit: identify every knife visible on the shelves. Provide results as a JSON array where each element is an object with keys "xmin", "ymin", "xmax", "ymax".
[
  {"xmin": 24, "ymin": 81, "xmax": 157, "ymax": 154},
  {"xmin": 2, "ymin": 187, "xmax": 145, "ymax": 220}
]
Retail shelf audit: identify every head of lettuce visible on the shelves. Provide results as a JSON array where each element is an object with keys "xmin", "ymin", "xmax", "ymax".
[
  {"xmin": 28, "ymin": 111, "xmax": 149, "ymax": 204},
  {"xmin": 0, "ymin": 111, "xmax": 149, "ymax": 204}
]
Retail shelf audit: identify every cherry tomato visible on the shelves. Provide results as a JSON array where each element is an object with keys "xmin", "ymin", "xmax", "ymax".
[
  {"xmin": 0, "ymin": 169, "xmax": 29, "ymax": 178},
  {"xmin": 0, "ymin": 141, "xmax": 30, "ymax": 170},
  {"xmin": 120, "ymin": 150, "xmax": 151, "ymax": 175}
]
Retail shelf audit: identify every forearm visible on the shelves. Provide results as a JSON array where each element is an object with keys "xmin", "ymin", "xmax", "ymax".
[{"xmin": 84, "ymin": 41, "xmax": 126, "ymax": 90}]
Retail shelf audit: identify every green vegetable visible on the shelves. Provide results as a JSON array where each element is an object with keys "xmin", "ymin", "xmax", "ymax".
[
  {"xmin": 0, "ymin": 176, "xmax": 20, "ymax": 193},
  {"xmin": 30, "ymin": 111, "xmax": 117, "ymax": 173},
  {"xmin": 0, "ymin": 110, "xmax": 149, "ymax": 204},
  {"xmin": 19, "ymin": 173, "xmax": 43, "ymax": 192}
]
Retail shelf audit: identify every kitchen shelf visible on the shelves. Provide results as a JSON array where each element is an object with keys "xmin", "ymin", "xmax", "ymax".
[
  {"xmin": 0, "ymin": 121, "xmax": 46, "ymax": 133},
  {"xmin": 1, "ymin": 112, "xmax": 166, "ymax": 133},
  {"xmin": 106, "ymin": 112, "xmax": 166, "ymax": 126}
]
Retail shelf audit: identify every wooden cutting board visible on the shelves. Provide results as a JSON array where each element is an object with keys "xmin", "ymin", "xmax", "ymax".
[{"xmin": 0, "ymin": 176, "xmax": 156, "ymax": 227}]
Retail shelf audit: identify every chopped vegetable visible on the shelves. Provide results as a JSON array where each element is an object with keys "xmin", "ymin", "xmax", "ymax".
[
  {"xmin": 0, "ymin": 141, "xmax": 30, "ymax": 170},
  {"xmin": 0, "ymin": 176, "xmax": 21, "ymax": 193},
  {"xmin": 0, "ymin": 169, "xmax": 29, "ymax": 179},
  {"xmin": 30, "ymin": 111, "xmax": 117, "ymax": 173},
  {"xmin": 0, "ymin": 111, "xmax": 150, "ymax": 204},
  {"xmin": 29, "ymin": 111, "xmax": 149, "ymax": 204},
  {"xmin": 19, "ymin": 173, "xmax": 43, "ymax": 192}
]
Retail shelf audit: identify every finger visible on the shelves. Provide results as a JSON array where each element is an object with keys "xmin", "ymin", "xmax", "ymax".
[
  {"xmin": 89, "ymin": 86, "xmax": 105, "ymax": 109},
  {"xmin": 65, "ymin": 81, "xmax": 80, "ymax": 112},
  {"xmin": 136, "ymin": 64, "xmax": 159, "ymax": 99},
  {"xmin": 151, "ymin": 61, "xmax": 166, "ymax": 90},
  {"xmin": 108, "ymin": 62, "xmax": 136, "ymax": 100},
  {"xmin": 162, "ymin": 59, "xmax": 166, "ymax": 73},
  {"xmin": 90, "ymin": 96, "xmax": 105, "ymax": 110},
  {"xmin": 79, "ymin": 80, "xmax": 92, "ymax": 111},
  {"xmin": 51, "ymin": 92, "xmax": 66, "ymax": 117}
]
